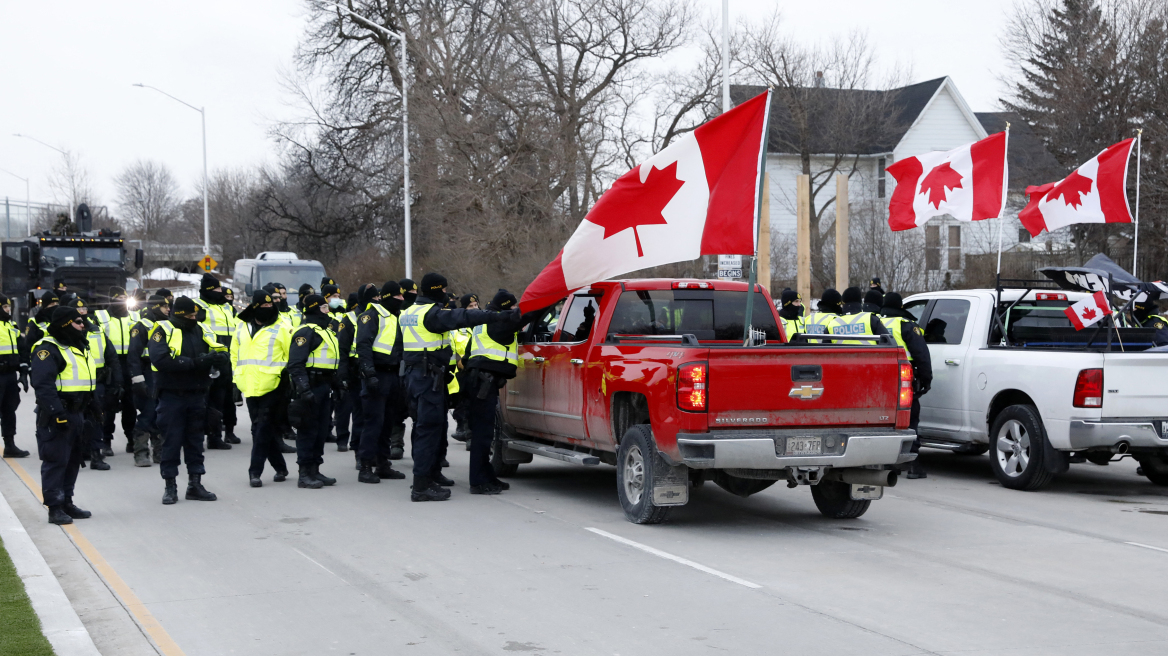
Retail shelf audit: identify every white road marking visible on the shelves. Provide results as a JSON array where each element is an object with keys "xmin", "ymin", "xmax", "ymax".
[
  {"xmin": 1125, "ymin": 542, "xmax": 1168, "ymax": 554},
  {"xmin": 293, "ymin": 547, "xmax": 350, "ymax": 584},
  {"xmin": 585, "ymin": 528, "xmax": 762, "ymax": 589}
]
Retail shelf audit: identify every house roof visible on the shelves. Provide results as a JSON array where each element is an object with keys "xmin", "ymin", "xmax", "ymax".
[
  {"xmin": 731, "ymin": 78, "xmax": 946, "ymax": 155},
  {"xmin": 975, "ymin": 112, "xmax": 1065, "ymax": 188}
]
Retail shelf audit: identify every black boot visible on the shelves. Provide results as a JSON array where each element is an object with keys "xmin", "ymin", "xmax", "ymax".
[
  {"xmin": 2, "ymin": 437, "xmax": 29, "ymax": 458},
  {"xmin": 279, "ymin": 439, "xmax": 296, "ymax": 453},
  {"xmin": 249, "ymin": 474, "xmax": 262, "ymax": 488},
  {"xmin": 298, "ymin": 465, "xmax": 323, "ymax": 489},
  {"xmin": 311, "ymin": 464, "xmax": 336, "ymax": 486},
  {"xmin": 162, "ymin": 478, "xmax": 178, "ymax": 505},
  {"xmin": 358, "ymin": 460, "xmax": 380, "ymax": 484},
  {"xmin": 101, "ymin": 440, "xmax": 115, "ymax": 457},
  {"xmin": 489, "ymin": 479, "xmax": 510, "ymax": 491},
  {"xmin": 376, "ymin": 457, "xmax": 405, "ymax": 480},
  {"xmin": 411, "ymin": 482, "xmax": 451, "ymax": 502},
  {"xmin": 225, "ymin": 429, "xmax": 241, "ymax": 445},
  {"xmin": 273, "ymin": 469, "xmax": 288, "ymax": 482},
  {"xmin": 62, "ymin": 502, "xmax": 91, "ymax": 519},
  {"xmin": 90, "ymin": 453, "xmax": 111, "ymax": 471},
  {"xmin": 185, "ymin": 474, "xmax": 218, "ymax": 501},
  {"xmin": 434, "ymin": 472, "xmax": 455, "ymax": 487},
  {"xmin": 325, "ymin": 431, "xmax": 337, "ymax": 443},
  {"xmin": 337, "ymin": 442, "xmax": 349, "ymax": 453},
  {"xmin": 48, "ymin": 506, "xmax": 73, "ymax": 525},
  {"xmin": 124, "ymin": 439, "xmax": 133, "ymax": 454},
  {"xmin": 354, "ymin": 451, "xmax": 361, "ymax": 470},
  {"xmin": 207, "ymin": 433, "xmax": 232, "ymax": 450}
]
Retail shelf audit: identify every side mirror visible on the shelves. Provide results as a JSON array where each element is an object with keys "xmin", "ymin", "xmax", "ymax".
[
  {"xmin": 244, "ymin": 283, "xmax": 253, "ymax": 295},
  {"xmin": 134, "ymin": 248, "xmax": 144, "ymax": 270}
]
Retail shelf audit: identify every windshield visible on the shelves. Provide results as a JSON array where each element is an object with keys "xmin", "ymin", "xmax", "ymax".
[
  {"xmin": 256, "ymin": 264, "xmax": 326, "ymax": 302},
  {"xmin": 609, "ymin": 289, "xmax": 780, "ymax": 341},
  {"xmin": 41, "ymin": 245, "xmax": 123, "ymax": 268}
]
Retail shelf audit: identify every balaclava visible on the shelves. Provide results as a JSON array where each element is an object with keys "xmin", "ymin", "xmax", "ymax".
[
  {"xmin": 819, "ymin": 289, "xmax": 843, "ymax": 315},
  {"xmin": 170, "ymin": 297, "xmax": 199, "ymax": 331},
  {"xmin": 200, "ymin": 273, "xmax": 226, "ymax": 305},
  {"xmin": 346, "ymin": 292, "xmax": 358, "ymax": 313},
  {"xmin": 399, "ymin": 279, "xmax": 417, "ymax": 309},
  {"xmin": 48, "ymin": 306, "xmax": 87, "ymax": 349},
  {"xmin": 301, "ymin": 294, "xmax": 330, "ymax": 327},
  {"xmin": 381, "ymin": 281, "xmax": 403, "ymax": 315},
  {"xmin": 36, "ymin": 291, "xmax": 59, "ymax": 320},
  {"xmin": 778, "ymin": 289, "xmax": 802, "ymax": 320},
  {"xmin": 272, "ymin": 284, "xmax": 289, "ymax": 311},
  {"xmin": 108, "ymin": 287, "xmax": 130, "ymax": 318},
  {"xmin": 145, "ymin": 295, "xmax": 170, "ymax": 322},
  {"xmin": 296, "ymin": 284, "xmax": 315, "ymax": 311},
  {"xmin": 0, "ymin": 294, "xmax": 11, "ymax": 322},
  {"xmin": 488, "ymin": 289, "xmax": 517, "ymax": 311},
  {"xmin": 864, "ymin": 289, "xmax": 884, "ymax": 308},
  {"xmin": 842, "ymin": 287, "xmax": 863, "ymax": 306},
  {"xmin": 420, "ymin": 273, "xmax": 447, "ymax": 303},
  {"xmin": 357, "ymin": 283, "xmax": 380, "ymax": 313},
  {"xmin": 240, "ymin": 290, "xmax": 278, "ymax": 326}
]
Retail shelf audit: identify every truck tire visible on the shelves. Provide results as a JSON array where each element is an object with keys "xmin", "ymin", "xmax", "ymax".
[
  {"xmin": 989, "ymin": 404, "xmax": 1055, "ymax": 490},
  {"xmin": 616, "ymin": 425, "xmax": 671, "ymax": 525},
  {"xmin": 490, "ymin": 409, "xmax": 518, "ymax": 478},
  {"xmin": 1136, "ymin": 455, "xmax": 1168, "ymax": 486},
  {"xmin": 810, "ymin": 480, "xmax": 870, "ymax": 519}
]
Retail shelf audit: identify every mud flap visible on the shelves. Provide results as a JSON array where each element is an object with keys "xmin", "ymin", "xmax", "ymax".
[
  {"xmin": 651, "ymin": 448, "xmax": 689, "ymax": 507},
  {"xmin": 1042, "ymin": 435, "xmax": 1070, "ymax": 475}
]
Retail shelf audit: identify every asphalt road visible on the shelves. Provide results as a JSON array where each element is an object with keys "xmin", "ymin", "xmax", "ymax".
[{"xmin": 5, "ymin": 392, "xmax": 1168, "ymax": 656}]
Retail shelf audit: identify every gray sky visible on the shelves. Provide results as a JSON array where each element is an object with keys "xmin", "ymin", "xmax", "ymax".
[{"xmin": 0, "ymin": 0, "xmax": 1015, "ymax": 210}]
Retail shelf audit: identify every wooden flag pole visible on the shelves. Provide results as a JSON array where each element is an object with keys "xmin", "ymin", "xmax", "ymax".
[
  {"xmin": 796, "ymin": 174, "xmax": 811, "ymax": 306},
  {"xmin": 1134, "ymin": 128, "xmax": 1143, "ymax": 278},
  {"xmin": 835, "ymin": 174, "xmax": 849, "ymax": 290}
]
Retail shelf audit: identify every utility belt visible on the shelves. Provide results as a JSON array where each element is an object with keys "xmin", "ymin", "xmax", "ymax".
[
  {"xmin": 407, "ymin": 361, "xmax": 449, "ymax": 392},
  {"xmin": 305, "ymin": 369, "xmax": 334, "ymax": 386},
  {"xmin": 467, "ymin": 367, "xmax": 504, "ymax": 400}
]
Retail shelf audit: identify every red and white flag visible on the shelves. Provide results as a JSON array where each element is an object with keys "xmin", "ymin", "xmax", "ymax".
[
  {"xmin": 886, "ymin": 132, "xmax": 1007, "ymax": 231},
  {"xmin": 519, "ymin": 91, "xmax": 771, "ymax": 312},
  {"xmin": 1064, "ymin": 291, "xmax": 1113, "ymax": 330},
  {"xmin": 1019, "ymin": 139, "xmax": 1135, "ymax": 237}
]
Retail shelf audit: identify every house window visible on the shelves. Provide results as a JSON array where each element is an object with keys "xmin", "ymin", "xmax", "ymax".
[
  {"xmin": 1018, "ymin": 229, "xmax": 1031, "ymax": 243},
  {"xmin": 948, "ymin": 225, "xmax": 962, "ymax": 270},
  {"xmin": 877, "ymin": 158, "xmax": 886, "ymax": 198},
  {"xmin": 926, "ymin": 225, "xmax": 940, "ymax": 271}
]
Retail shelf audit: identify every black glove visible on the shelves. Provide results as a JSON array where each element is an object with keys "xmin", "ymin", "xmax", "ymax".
[
  {"xmin": 918, "ymin": 380, "xmax": 931, "ymax": 396},
  {"xmin": 18, "ymin": 369, "xmax": 29, "ymax": 393},
  {"xmin": 173, "ymin": 355, "xmax": 194, "ymax": 370},
  {"xmin": 212, "ymin": 351, "xmax": 229, "ymax": 367},
  {"xmin": 108, "ymin": 385, "xmax": 123, "ymax": 403},
  {"xmin": 298, "ymin": 389, "xmax": 315, "ymax": 405},
  {"xmin": 233, "ymin": 386, "xmax": 243, "ymax": 405},
  {"xmin": 133, "ymin": 381, "xmax": 148, "ymax": 396},
  {"xmin": 365, "ymin": 375, "xmax": 379, "ymax": 390},
  {"xmin": 287, "ymin": 400, "xmax": 306, "ymax": 428}
]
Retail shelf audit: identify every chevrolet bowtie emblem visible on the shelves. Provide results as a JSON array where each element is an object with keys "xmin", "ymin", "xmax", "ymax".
[{"xmin": 789, "ymin": 384, "xmax": 824, "ymax": 400}]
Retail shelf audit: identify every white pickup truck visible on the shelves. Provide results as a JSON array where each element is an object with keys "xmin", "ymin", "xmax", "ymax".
[{"xmin": 903, "ymin": 287, "xmax": 1168, "ymax": 490}]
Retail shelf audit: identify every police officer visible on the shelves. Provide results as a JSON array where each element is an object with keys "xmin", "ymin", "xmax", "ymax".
[
  {"xmin": 450, "ymin": 293, "xmax": 478, "ymax": 443},
  {"xmin": 97, "ymin": 288, "xmax": 137, "ymax": 456},
  {"xmin": 804, "ymin": 289, "xmax": 843, "ymax": 336},
  {"xmin": 385, "ymin": 278, "xmax": 419, "ymax": 460},
  {"xmin": 25, "ymin": 291, "xmax": 59, "ymax": 347},
  {"xmin": 333, "ymin": 291, "xmax": 362, "ymax": 456},
  {"xmin": 148, "ymin": 297, "xmax": 228, "ymax": 505},
  {"xmin": 69, "ymin": 298, "xmax": 119, "ymax": 469},
  {"xmin": 292, "ymin": 284, "xmax": 314, "ymax": 325},
  {"xmin": 30, "ymin": 306, "xmax": 94, "ymax": 525},
  {"xmin": 862, "ymin": 289, "xmax": 883, "ymax": 313},
  {"xmin": 832, "ymin": 287, "xmax": 889, "ymax": 339},
  {"xmin": 464, "ymin": 290, "xmax": 523, "ymax": 494},
  {"xmin": 0, "ymin": 294, "xmax": 30, "ymax": 458},
  {"xmin": 53, "ymin": 279, "xmax": 69, "ymax": 302},
  {"xmin": 128, "ymin": 295, "xmax": 168, "ymax": 466},
  {"xmin": 777, "ymin": 289, "xmax": 804, "ymax": 338},
  {"xmin": 401, "ymin": 273, "xmax": 515, "ymax": 501},
  {"xmin": 194, "ymin": 274, "xmax": 238, "ymax": 449},
  {"xmin": 272, "ymin": 283, "xmax": 296, "ymax": 329},
  {"xmin": 880, "ymin": 292, "xmax": 932, "ymax": 479},
  {"xmin": 354, "ymin": 282, "xmax": 407, "ymax": 483},
  {"xmin": 232, "ymin": 290, "xmax": 292, "ymax": 487},
  {"xmin": 869, "ymin": 277, "xmax": 884, "ymax": 294},
  {"xmin": 320, "ymin": 284, "xmax": 343, "ymax": 445},
  {"xmin": 1132, "ymin": 300, "xmax": 1168, "ymax": 346},
  {"xmin": 223, "ymin": 287, "xmax": 236, "ymax": 311},
  {"xmin": 286, "ymin": 294, "xmax": 340, "ymax": 489},
  {"xmin": 157, "ymin": 288, "xmax": 174, "ymax": 304},
  {"xmin": 840, "ymin": 287, "xmax": 864, "ymax": 314}
]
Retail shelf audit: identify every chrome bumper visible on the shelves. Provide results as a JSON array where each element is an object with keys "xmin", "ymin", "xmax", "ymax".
[
  {"xmin": 1067, "ymin": 420, "xmax": 1168, "ymax": 450},
  {"xmin": 675, "ymin": 429, "xmax": 918, "ymax": 469}
]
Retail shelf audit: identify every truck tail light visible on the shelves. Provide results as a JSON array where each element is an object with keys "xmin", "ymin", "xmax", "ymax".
[
  {"xmin": 1036, "ymin": 292, "xmax": 1067, "ymax": 301},
  {"xmin": 898, "ymin": 361, "xmax": 913, "ymax": 409},
  {"xmin": 1073, "ymin": 368, "xmax": 1103, "ymax": 408},
  {"xmin": 673, "ymin": 281, "xmax": 713, "ymax": 289},
  {"xmin": 677, "ymin": 362, "xmax": 708, "ymax": 412}
]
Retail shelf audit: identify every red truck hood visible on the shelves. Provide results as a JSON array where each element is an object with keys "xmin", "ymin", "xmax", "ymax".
[{"xmin": 705, "ymin": 347, "xmax": 902, "ymax": 429}]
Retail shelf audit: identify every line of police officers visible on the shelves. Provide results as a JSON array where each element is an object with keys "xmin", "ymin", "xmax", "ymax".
[
  {"xmin": 16, "ymin": 270, "xmax": 524, "ymax": 523},
  {"xmin": 776, "ymin": 281, "xmax": 933, "ymax": 479}
]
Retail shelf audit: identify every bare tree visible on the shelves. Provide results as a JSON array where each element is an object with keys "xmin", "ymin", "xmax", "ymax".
[
  {"xmin": 114, "ymin": 160, "xmax": 181, "ymax": 242},
  {"xmin": 48, "ymin": 150, "xmax": 98, "ymax": 211}
]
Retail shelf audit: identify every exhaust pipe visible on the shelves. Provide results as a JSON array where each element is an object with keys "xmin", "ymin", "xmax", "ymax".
[
  {"xmin": 1112, "ymin": 441, "xmax": 1130, "ymax": 455},
  {"xmin": 826, "ymin": 468, "xmax": 898, "ymax": 488}
]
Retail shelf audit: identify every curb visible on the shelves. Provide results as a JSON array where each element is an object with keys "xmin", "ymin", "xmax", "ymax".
[{"xmin": 0, "ymin": 479, "xmax": 102, "ymax": 656}]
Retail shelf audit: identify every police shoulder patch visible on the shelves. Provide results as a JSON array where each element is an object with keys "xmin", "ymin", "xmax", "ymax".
[
  {"xmin": 131, "ymin": 328, "xmax": 139, "ymax": 337},
  {"xmin": 36, "ymin": 349, "xmax": 49, "ymax": 361},
  {"xmin": 1155, "ymin": 322, "xmax": 1165, "ymax": 330},
  {"xmin": 152, "ymin": 331, "xmax": 163, "ymax": 342},
  {"xmin": 295, "ymin": 336, "xmax": 308, "ymax": 346},
  {"xmin": 915, "ymin": 326, "xmax": 924, "ymax": 336},
  {"xmin": 360, "ymin": 315, "xmax": 371, "ymax": 324}
]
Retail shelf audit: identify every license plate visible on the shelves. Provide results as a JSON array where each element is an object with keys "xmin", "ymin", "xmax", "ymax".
[{"xmin": 785, "ymin": 437, "xmax": 822, "ymax": 456}]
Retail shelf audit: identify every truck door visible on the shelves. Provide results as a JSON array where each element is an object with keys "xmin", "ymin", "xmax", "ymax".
[
  {"xmin": 919, "ymin": 298, "xmax": 974, "ymax": 437},
  {"xmin": 502, "ymin": 301, "xmax": 562, "ymax": 436},
  {"xmin": 539, "ymin": 294, "xmax": 600, "ymax": 446}
]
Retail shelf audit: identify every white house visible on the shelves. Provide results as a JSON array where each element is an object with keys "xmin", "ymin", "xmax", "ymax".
[{"xmin": 732, "ymin": 77, "xmax": 1064, "ymax": 290}]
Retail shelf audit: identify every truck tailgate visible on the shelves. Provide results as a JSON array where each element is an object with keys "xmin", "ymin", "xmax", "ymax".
[
  {"xmin": 706, "ymin": 347, "xmax": 902, "ymax": 428},
  {"xmin": 1103, "ymin": 353, "xmax": 1168, "ymax": 417}
]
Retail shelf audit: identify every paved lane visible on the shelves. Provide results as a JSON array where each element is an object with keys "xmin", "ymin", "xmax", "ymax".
[{"xmin": 5, "ymin": 393, "xmax": 1168, "ymax": 655}]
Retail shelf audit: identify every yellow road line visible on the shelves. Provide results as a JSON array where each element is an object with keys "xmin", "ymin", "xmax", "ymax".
[{"xmin": 4, "ymin": 456, "xmax": 187, "ymax": 656}]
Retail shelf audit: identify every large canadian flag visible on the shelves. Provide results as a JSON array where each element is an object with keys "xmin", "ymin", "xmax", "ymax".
[
  {"xmin": 519, "ymin": 91, "xmax": 771, "ymax": 312},
  {"xmin": 886, "ymin": 132, "xmax": 1008, "ymax": 231},
  {"xmin": 1019, "ymin": 139, "xmax": 1135, "ymax": 237}
]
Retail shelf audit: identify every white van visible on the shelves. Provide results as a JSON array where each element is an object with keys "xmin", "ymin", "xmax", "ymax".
[{"xmin": 231, "ymin": 252, "xmax": 328, "ymax": 306}]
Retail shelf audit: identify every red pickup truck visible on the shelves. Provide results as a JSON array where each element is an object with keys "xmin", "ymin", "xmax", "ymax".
[{"xmin": 493, "ymin": 279, "xmax": 918, "ymax": 524}]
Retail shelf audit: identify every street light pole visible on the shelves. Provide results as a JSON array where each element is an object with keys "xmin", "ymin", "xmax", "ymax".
[
  {"xmin": 326, "ymin": 3, "xmax": 412, "ymax": 278},
  {"xmin": 132, "ymin": 84, "xmax": 211, "ymax": 257},
  {"xmin": 0, "ymin": 168, "xmax": 31, "ymax": 237},
  {"xmin": 12, "ymin": 133, "xmax": 73, "ymax": 222}
]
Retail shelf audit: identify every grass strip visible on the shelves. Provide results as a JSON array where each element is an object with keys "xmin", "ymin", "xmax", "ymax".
[{"xmin": 0, "ymin": 534, "xmax": 56, "ymax": 656}]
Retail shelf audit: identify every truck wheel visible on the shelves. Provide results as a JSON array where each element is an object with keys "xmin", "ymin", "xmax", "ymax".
[
  {"xmin": 616, "ymin": 425, "xmax": 671, "ymax": 525},
  {"xmin": 989, "ymin": 404, "xmax": 1055, "ymax": 490},
  {"xmin": 810, "ymin": 480, "xmax": 870, "ymax": 519},
  {"xmin": 490, "ymin": 409, "xmax": 518, "ymax": 478},
  {"xmin": 1136, "ymin": 455, "xmax": 1168, "ymax": 486}
]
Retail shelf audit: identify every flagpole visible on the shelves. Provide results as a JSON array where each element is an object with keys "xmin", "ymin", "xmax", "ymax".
[
  {"xmin": 742, "ymin": 89, "xmax": 772, "ymax": 346},
  {"xmin": 996, "ymin": 123, "xmax": 1011, "ymax": 276},
  {"xmin": 1134, "ymin": 128, "xmax": 1142, "ymax": 278}
]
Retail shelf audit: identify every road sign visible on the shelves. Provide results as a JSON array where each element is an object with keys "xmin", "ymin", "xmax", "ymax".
[
  {"xmin": 717, "ymin": 254, "xmax": 742, "ymax": 279},
  {"xmin": 199, "ymin": 255, "xmax": 218, "ymax": 272}
]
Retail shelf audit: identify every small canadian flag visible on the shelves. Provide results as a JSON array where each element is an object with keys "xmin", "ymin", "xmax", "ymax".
[{"xmin": 1064, "ymin": 291, "xmax": 1113, "ymax": 331}]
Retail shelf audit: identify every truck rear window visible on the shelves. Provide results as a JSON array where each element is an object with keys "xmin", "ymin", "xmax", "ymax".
[{"xmin": 608, "ymin": 289, "xmax": 779, "ymax": 341}]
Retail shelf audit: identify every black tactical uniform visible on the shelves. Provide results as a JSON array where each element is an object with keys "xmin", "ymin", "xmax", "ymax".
[
  {"xmin": 286, "ymin": 295, "xmax": 340, "ymax": 489},
  {"xmin": 464, "ymin": 290, "xmax": 524, "ymax": 494},
  {"xmin": 880, "ymin": 292, "xmax": 933, "ymax": 479},
  {"xmin": 128, "ymin": 295, "xmax": 169, "ymax": 465},
  {"xmin": 332, "ymin": 291, "xmax": 362, "ymax": 457},
  {"xmin": 353, "ymin": 282, "xmax": 408, "ymax": 483},
  {"xmin": 0, "ymin": 294, "xmax": 30, "ymax": 458}
]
